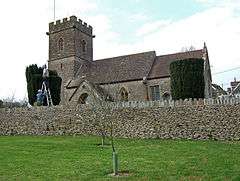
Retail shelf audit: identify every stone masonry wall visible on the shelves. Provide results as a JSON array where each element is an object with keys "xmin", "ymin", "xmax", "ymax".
[
  {"xmin": 1, "ymin": 103, "xmax": 240, "ymax": 140},
  {"xmin": 99, "ymin": 78, "xmax": 171, "ymax": 102},
  {"xmin": 100, "ymin": 80, "xmax": 147, "ymax": 101},
  {"xmin": 148, "ymin": 78, "xmax": 170, "ymax": 100}
]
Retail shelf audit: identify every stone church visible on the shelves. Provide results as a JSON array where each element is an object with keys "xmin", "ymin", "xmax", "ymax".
[{"xmin": 47, "ymin": 16, "xmax": 212, "ymax": 105}]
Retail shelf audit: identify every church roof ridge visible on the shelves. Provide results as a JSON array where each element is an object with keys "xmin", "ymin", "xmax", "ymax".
[
  {"xmin": 157, "ymin": 49, "xmax": 203, "ymax": 58},
  {"xmin": 94, "ymin": 50, "xmax": 156, "ymax": 62}
]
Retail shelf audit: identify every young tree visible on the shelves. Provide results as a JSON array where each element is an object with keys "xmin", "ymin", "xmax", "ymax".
[
  {"xmin": 3, "ymin": 92, "xmax": 17, "ymax": 108},
  {"xmin": 89, "ymin": 86, "xmax": 119, "ymax": 175},
  {"xmin": 92, "ymin": 107, "xmax": 108, "ymax": 147},
  {"xmin": 109, "ymin": 119, "xmax": 118, "ymax": 175},
  {"xmin": 1, "ymin": 92, "xmax": 28, "ymax": 108},
  {"xmin": 181, "ymin": 45, "xmax": 196, "ymax": 52}
]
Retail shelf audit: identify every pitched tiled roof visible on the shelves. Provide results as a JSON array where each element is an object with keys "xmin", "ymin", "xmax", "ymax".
[
  {"xmin": 78, "ymin": 51, "xmax": 156, "ymax": 84},
  {"xmin": 148, "ymin": 49, "xmax": 204, "ymax": 79},
  {"xmin": 67, "ymin": 79, "xmax": 108, "ymax": 101},
  {"xmin": 66, "ymin": 78, "xmax": 85, "ymax": 88}
]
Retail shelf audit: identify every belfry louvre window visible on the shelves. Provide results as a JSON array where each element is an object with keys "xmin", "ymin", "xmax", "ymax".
[
  {"xmin": 82, "ymin": 40, "xmax": 87, "ymax": 52},
  {"xmin": 58, "ymin": 38, "xmax": 64, "ymax": 52},
  {"xmin": 150, "ymin": 85, "xmax": 160, "ymax": 101}
]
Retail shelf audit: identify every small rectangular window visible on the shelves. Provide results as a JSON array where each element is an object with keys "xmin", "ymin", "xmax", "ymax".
[{"xmin": 150, "ymin": 85, "xmax": 160, "ymax": 101}]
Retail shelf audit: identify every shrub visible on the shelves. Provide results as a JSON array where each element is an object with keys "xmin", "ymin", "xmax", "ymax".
[
  {"xmin": 49, "ymin": 75, "xmax": 62, "ymax": 105},
  {"xmin": 26, "ymin": 65, "xmax": 43, "ymax": 105}
]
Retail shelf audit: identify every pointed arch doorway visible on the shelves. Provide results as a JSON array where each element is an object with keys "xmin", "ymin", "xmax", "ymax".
[{"xmin": 78, "ymin": 93, "xmax": 89, "ymax": 104}]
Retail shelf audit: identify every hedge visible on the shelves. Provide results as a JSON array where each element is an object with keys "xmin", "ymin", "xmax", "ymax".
[
  {"xmin": 170, "ymin": 58, "xmax": 205, "ymax": 100},
  {"xmin": 48, "ymin": 76, "xmax": 62, "ymax": 105},
  {"xmin": 25, "ymin": 65, "xmax": 43, "ymax": 105}
]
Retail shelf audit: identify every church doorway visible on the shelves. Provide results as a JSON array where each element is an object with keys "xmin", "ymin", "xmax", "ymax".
[{"xmin": 78, "ymin": 93, "xmax": 89, "ymax": 104}]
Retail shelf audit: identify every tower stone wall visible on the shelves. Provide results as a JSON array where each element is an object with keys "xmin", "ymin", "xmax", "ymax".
[{"xmin": 47, "ymin": 16, "xmax": 94, "ymax": 103}]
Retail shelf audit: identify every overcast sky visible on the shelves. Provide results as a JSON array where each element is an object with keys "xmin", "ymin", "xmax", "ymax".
[{"xmin": 0, "ymin": 0, "xmax": 240, "ymax": 100}]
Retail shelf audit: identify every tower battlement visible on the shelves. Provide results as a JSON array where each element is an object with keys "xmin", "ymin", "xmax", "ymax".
[{"xmin": 49, "ymin": 16, "xmax": 93, "ymax": 36}]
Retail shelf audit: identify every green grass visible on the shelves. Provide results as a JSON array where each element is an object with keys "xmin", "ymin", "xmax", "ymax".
[{"xmin": 0, "ymin": 136, "xmax": 240, "ymax": 181}]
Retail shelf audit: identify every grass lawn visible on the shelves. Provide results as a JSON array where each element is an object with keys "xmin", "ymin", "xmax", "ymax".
[{"xmin": 0, "ymin": 136, "xmax": 240, "ymax": 181}]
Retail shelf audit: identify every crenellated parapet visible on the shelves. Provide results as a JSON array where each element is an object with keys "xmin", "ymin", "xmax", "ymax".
[{"xmin": 49, "ymin": 15, "xmax": 93, "ymax": 36}]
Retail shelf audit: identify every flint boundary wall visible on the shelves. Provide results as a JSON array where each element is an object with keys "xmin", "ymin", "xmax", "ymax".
[{"xmin": 1, "ymin": 97, "xmax": 240, "ymax": 140}]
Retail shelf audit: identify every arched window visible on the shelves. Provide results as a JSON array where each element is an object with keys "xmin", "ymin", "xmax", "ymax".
[
  {"xmin": 120, "ymin": 87, "xmax": 128, "ymax": 102},
  {"xmin": 81, "ymin": 40, "xmax": 87, "ymax": 52},
  {"xmin": 58, "ymin": 38, "xmax": 64, "ymax": 52},
  {"xmin": 78, "ymin": 93, "xmax": 88, "ymax": 104}
]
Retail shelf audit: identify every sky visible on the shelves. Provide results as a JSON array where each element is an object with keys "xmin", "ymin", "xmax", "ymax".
[{"xmin": 0, "ymin": 0, "xmax": 240, "ymax": 100}]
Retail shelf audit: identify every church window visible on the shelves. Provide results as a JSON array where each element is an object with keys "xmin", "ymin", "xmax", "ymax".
[
  {"xmin": 150, "ymin": 85, "xmax": 160, "ymax": 101},
  {"xmin": 78, "ymin": 93, "xmax": 88, "ymax": 104},
  {"xmin": 120, "ymin": 87, "xmax": 128, "ymax": 102},
  {"xmin": 81, "ymin": 40, "xmax": 87, "ymax": 52},
  {"xmin": 58, "ymin": 38, "xmax": 64, "ymax": 52}
]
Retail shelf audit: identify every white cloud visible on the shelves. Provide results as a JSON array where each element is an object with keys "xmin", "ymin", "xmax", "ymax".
[
  {"xmin": 136, "ymin": 4, "xmax": 240, "ymax": 72},
  {"xmin": 129, "ymin": 13, "xmax": 149, "ymax": 22},
  {"xmin": 54, "ymin": 0, "xmax": 98, "ymax": 19},
  {"xmin": 0, "ymin": 1, "xmax": 49, "ymax": 100},
  {"xmin": 195, "ymin": 0, "xmax": 236, "ymax": 5},
  {"xmin": 136, "ymin": 20, "xmax": 172, "ymax": 36},
  {"xmin": 195, "ymin": 0, "xmax": 240, "ymax": 9}
]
